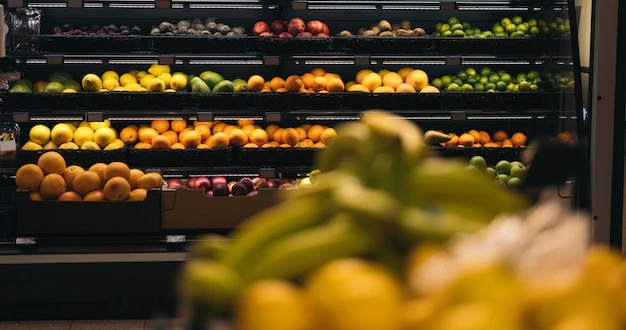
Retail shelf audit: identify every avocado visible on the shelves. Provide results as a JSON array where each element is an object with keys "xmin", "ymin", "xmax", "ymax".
[
  {"xmin": 43, "ymin": 82, "xmax": 64, "ymax": 93},
  {"xmin": 212, "ymin": 80, "xmax": 234, "ymax": 93},
  {"xmin": 48, "ymin": 72, "xmax": 73, "ymax": 83},
  {"xmin": 14, "ymin": 79, "xmax": 33, "ymax": 90},
  {"xmin": 191, "ymin": 77, "xmax": 211, "ymax": 93},
  {"xmin": 201, "ymin": 71, "xmax": 224, "ymax": 90},
  {"xmin": 9, "ymin": 85, "xmax": 32, "ymax": 93}
]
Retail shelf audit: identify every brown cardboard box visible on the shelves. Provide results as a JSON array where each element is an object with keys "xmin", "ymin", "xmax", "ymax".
[{"xmin": 161, "ymin": 188, "xmax": 284, "ymax": 230}]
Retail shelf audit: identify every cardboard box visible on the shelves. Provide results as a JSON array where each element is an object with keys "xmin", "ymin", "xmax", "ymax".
[{"xmin": 161, "ymin": 188, "xmax": 284, "ymax": 230}]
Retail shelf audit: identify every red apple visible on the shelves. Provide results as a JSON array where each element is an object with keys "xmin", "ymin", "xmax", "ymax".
[
  {"xmin": 270, "ymin": 20, "xmax": 286, "ymax": 35},
  {"xmin": 211, "ymin": 176, "xmax": 227, "ymax": 186},
  {"xmin": 279, "ymin": 183, "xmax": 293, "ymax": 189},
  {"xmin": 239, "ymin": 176, "xmax": 252, "ymax": 182},
  {"xmin": 306, "ymin": 20, "xmax": 324, "ymax": 36},
  {"xmin": 227, "ymin": 181, "xmax": 237, "ymax": 193},
  {"xmin": 239, "ymin": 179, "xmax": 254, "ymax": 192},
  {"xmin": 247, "ymin": 191, "xmax": 259, "ymax": 197},
  {"xmin": 259, "ymin": 31, "xmax": 273, "ymax": 37},
  {"xmin": 195, "ymin": 176, "xmax": 211, "ymax": 191},
  {"xmin": 296, "ymin": 32, "xmax": 313, "ymax": 38},
  {"xmin": 322, "ymin": 23, "xmax": 330, "ymax": 35},
  {"xmin": 279, "ymin": 178, "xmax": 290, "ymax": 185},
  {"xmin": 213, "ymin": 184, "xmax": 229, "ymax": 196},
  {"xmin": 232, "ymin": 183, "xmax": 248, "ymax": 196},
  {"xmin": 255, "ymin": 180, "xmax": 270, "ymax": 190},
  {"xmin": 252, "ymin": 21, "xmax": 270, "ymax": 36},
  {"xmin": 187, "ymin": 177, "xmax": 198, "ymax": 189},
  {"xmin": 316, "ymin": 33, "xmax": 330, "ymax": 38},
  {"xmin": 288, "ymin": 18, "xmax": 305, "ymax": 36},
  {"xmin": 252, "ymin": 177, "xmax": 266, "ymax": 184},
  {"xmin": 279, "ymin": 32, "xmax": 293, "ymax": 38},
  {"xmin": 167, "ymin": 178, "xmax": 183, "ymax": 189},
  {"xmin": 267, "ymin": 179, "xmax": 280, "ymax": 188},
  {"xmin": 205, "ymin": 190, "xmax": 214, "ymax": 197}
]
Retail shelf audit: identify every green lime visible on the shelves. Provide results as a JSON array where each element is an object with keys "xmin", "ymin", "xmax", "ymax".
[
  {"xmin": 533, "ymin": 77, "xmax": 543, "ymax": 87},
  {"xmin": 527, "ymin": 71, "xmax": 539, "ymax": 80},
  {"xmin": 516, "ymin": 73, "xmax": 527, "ymax": 82},
  {"xmin": 493, "ymin": 26, "xmax": 505, "ymax": 34},
  {"xmin": 461, "ymin": 83, "xmax": 474, "ymax": 92},
  {"xmin": 462, "ymin": 22, "xmax": 471, "ymax": 30},
  {"xmin": 478, "ymin": 34, "xmax": 488, "ymax": 38},
  {"xmin": 447, "ymin": 83, "xmax": 461, "ymax": 92},
  {"xmin": 435, "ymin": 22, "xmax": 443, "ymax": 32},
  {"xmin": 465, "ymin": 68, "xmax": 477, "ymax": 76},
  {"xmin": 548, "ymin": 22, "xmax": 559, "ymax": 32},
  {"xmin": 473, "ymin": 28, "xmax": 482, "ymax": 35},
  {"xmin": 479, "ymin": 76, "xmax": 489, "ymax": 85},
  {"xmin": 452, "ymin": 30, "xmax": 466, "ymax": 37},
  {"xmin": 452, "ymin": 78, "xmax": 464, "ymax": 86},
  {"xmin": 537, "ymin": 20, "xmax": 546, "ymax": 28},
  {"xmin": 432, "ymin": 78, "xmax": 444, "ymax": 89},
  {"xmin": 480, "ymin": 67, "xmax": 493, "ymax": 77},
  {"xmin": 489, "ymin": 74, "xmax": 500, "ymax": 83},
  {"xmin": 441, "ymin": 75, "xmax": 452, "ymax": 87},
  {"xmin": 451, "ymin": 23, "xmax": 463, "ymax": 31},
  {"xmin": 553, "ymin": 73, "xmax": 562, "ymax": 81},
  {"xmin": 500, "ymin": 73, "xmax": 512, "ymax": 83},
  {"xmin": 511, "ymin": 31, "xmax": 526, "ymax": 38},
  {"xmin": 540, "ymin": 26, "xmax": 550, "ymax": 35},
  {"xmin": 519, "ymin": 81, "xmax": 531, "ymax": 91},
  {"xmin": 512, "ymin": 84, "xmax": 520, "ymax": 92},
  {"xmin": 434, "ymin": 32, "xmax": 441, "ymax": 37},
  {"xmin": 487, "ymin": 89, "xmax": 496, "ymax": 93},
  {"xmin": 512, "ymin": 16, "xmax": 523, "ymax": 25},
  {"xmin": 465, "ymin": 28, "xmax": 474, "ymax": 36},
  {"xmin": 505, "ymin": 23, "xmax": 518, "ymax": 34},
  {"xmin": 555, "ymin": 17, "xmax": 564, "ymax": 24},
  {"xmin": 560, "ymin": 24, "xmax": 569, "ymax": 34},
  {"xmin": 493, "ymin": 22, "xmax": 502, "ymax": 29},
  {"xmin": 496, "ymin": 81, "xmax": 508, "ymax": 91},
  {"xmin": 501, "ymin": 18, "xmax": 512, "ymax": 27},
  {"xmin": 528, "ymin": 19, "xmax": 537, "ymax": 27},
  {"xmin": 495, "ymin": 32, "xmax": 507, "ymax": 37},
  {"xmin": 523, "ymin": 22, "xmax": 530, "ymax": 29},
  {"xmin": 517, "ymin": 24, "xmax": 529, "ymax": 34},
  {"xmin": 466, "ymin": 77, "xmax": 478, "ymax": 86},
  {"xmin": 448, "ymin": 17, "xmax": 459, "ymax": 25},
  {"xmin": 530, "ymin": 84, "xmax": 539, "ymax": 91},
  {"xmin": 474, "ymin": 83, "xmax": 485, "ymax": 92},
  {"xmin": 483, "ymin": 31, "xmax": 494, "ymax": 37},
  {"xmin": 496, "ymin": 70, "xmax": 506, "ymax": 76},
  {"xmin": 441, "ymin": 24, "xmax": 451, "ymax": 32},
  {"xmin": 541, "ymin": 71, "xmax": 552, "ymax": 79},
  {"xmin": 530, "ymin": 27, "xmax": 540, "ymax": 35},
  {"xmin": 559, "ymin": 85, "xmax": 567, "ymax": 92},
  {"xmin": 506, "ymin": 83, "xmax": 515, "ymax": 91},
  {"xmin": 442, "ymin": 30, "xmax": 453, "ymax": 37},
  {"xmin": 485, "ymin": 82, "xmax": 496, "ymax": 90},
  {"xmin": 457, "ymin": 71, "xmax": 469, "ymax": 81}
]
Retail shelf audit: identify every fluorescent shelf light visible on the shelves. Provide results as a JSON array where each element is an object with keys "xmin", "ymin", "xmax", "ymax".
[
  {"xmin": 109, "ymin": 3, "xmax": 155, "ymax": 8},
  {"xmin": 108, "ymin": 117, "xmax": 185, "ymax": 121},
  {"xmin": 30, "ymin": 117, "xmax": 84, "ymax": 121},
  {"xmin": 383, "ymin": 5, "xmax": 438, "ymax": 10},
  {"xmin": 468, "ymin": 116, "xmax": 533, "ymax": 120},
  {"xmin": 305, "ymin": 116, "xmax": 359, "ymax": 121},
  {"xmin": 214, "ymin": 117, "xmax": 264, "ymax": 121},
  {"xmin": 64, "ymin": 60, "xmax": 103, "ymax": 64},
  {"xmin": 84, "ymin": 3, "xmax": 104, "ymax": 7},
  {"xmin": 189, "ymin": 4, "xmax": 262, "ymax": 8},
  {"xmin": 28, "ymin": 2, "xmax": 67, "ymax": 7},
  {"xmin": 308, "ymin": 5, "xmax": 376, "ymax": 10},
  {"xmin": 188, "ymin": 60, "xmax": 263, "ymax": 65},
  {"xmin": 25, "ymin": 59, "xmax": 47, "ymax": 64},
  {"xmin": 304, "ymin": 60, "xmax": 354, "ymax": 65},
  {"xmin": 405, "ymin": 116, "xmax": 452, "ymax": 120},
  {"xmin": 458, "ymin": 6, "xmax": 529, "ymax": 10},
  {"xmin": 108, "ymin": 60, "xmax": 159, "ymax": 65},
  {"xmin": 382, "ymin": 60, "xmax": 446, "ymax": 65}
]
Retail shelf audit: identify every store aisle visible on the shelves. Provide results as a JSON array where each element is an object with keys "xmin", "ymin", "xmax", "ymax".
[{"xmin": 0, "ymin": 319, "xmax": 180, "ymax": 330}]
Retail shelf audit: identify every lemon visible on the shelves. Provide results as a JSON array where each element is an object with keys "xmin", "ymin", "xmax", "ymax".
[
  {"xmin": 137, "ymin": 87, "xmax": 148, "ymax": 92},
  {"xmin": 66, "ymin": 123, "xmax": 77, "ymax": 132},
  {"xmin": 62, "ymin": 88, "xmax": 77, "ymax": 93},
  {"xmin": 147, "ymin": 78, "xmax": 166, "ymax": 92},
  {"xmin": 398, "ymin": 67, "xmax": 414, "ymax": 81},
  {"xmin": 104, "ymin": 143, "xmax": 122, "ymax": 150},
  {"xmin": 378, "ymin": 69, "xmax": 390, "ymax": 77},
  {"xmin": 80, "ymin": 141, "xmax": 101, "ymax": 150},
  {"xmin": 99, "ymin": 89, "xmax": 108, "ymax": 92},
  {"xmin": 51, "ymin": 123, "xmax": 74, "ymax": 145},
  {"xmin": 79, "ymin": 121, "xmax": 90, "ymax": 128},
  {"xmin": 113, "ymin": 139, "xmax": 125, "ymax": 148},
  {"xmin": 124, "ymin": 82, "xmax": 141, "ymax": 92},
  {"xmin": 21, "ymin": 141, "xmax": 43, "ymax": 150},
  {"xmin": 120, "ymin": 73, "xmax": 137, "ymax": 86},
  {"xmin": 29, "ymin": 124, "xmax": 51, "ymax": 145},
  {"xmin": 164, "ymin": 89, "xmax": 176, "ymax": 92},
  {"xmin": 356, "ymin": 69, "xmax": 374, "ymax": 84},
  {"xmin": 102, "ymin": 71, "xmax": 119, "ymax": 82},
  {"xmin": 81, "ymin": 74, "xmax": 103, "ymax": 92},
  {"xmin": 59, "ymin": 142, "xmax": 79, "ymax": 150},
  {"xmin": 361, "ymin": 72, "xmax": 383, "ymax": 91},
  {"xmin": 113, "ymin": 86, "xmax": 128, "ymax": 92},
  {"xmin": 102, "ymin": 78, "xmax": 120, "ymax": 91},
  {"xmin": 94, "ymin": 127, "xmax": 116, "ymax": 148},
  {"xmin": 148, "ymin": 64, "xmax": 171, "ymax": 76},
  {"xmin": 170, "ymin": 74, "xmax": 188, "ymax": 91},
  {"xmin": 43, "ymin": 140, "xmax": 58, "ymax": 150},
  {"xmin": 73, "ymin": 126, "xmax": 94, "ymax": 147},
  {"xmin": 140, "ymin": 74, "xmax": 156, "ymax": 88},
  {"xmin": 89, "ymin": 119, "xmax": 111, "ymax": 131},
  {"xmin": 172, "ymin": 72, "xmax": 188, "ymax": 79},
  {"xmin": 158, "ymin": 73, "xmax": 172, "ymax": 88},
  {"xmin": 136, "ymin": 71, "xmax": 148, "ymax": 80},
  {"xmin": 129, "ymin": 69, "xmax": 139, "ymax": 77}
]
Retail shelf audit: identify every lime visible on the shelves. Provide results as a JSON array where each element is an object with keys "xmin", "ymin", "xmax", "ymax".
[
  {"xmin": 493, "ymin": 26, "xmax": 505, "ymax": 34},
  {"xmin": 519, "ymin": 81, "xmax": 531, "ymax": 91},
  {"xmin": 516, "ymin": 73, "xmax": 527, "ymax": 82},
  {"xmin": 530, "ymin": 84, "xmax": 539, "ymax": 91},
  {"xmin": 435, "ymin": 22, "xmax": 443, "ymax": 32},
  {"xmin": 489, "ymin": 74, "xmax": 500, "ymax": 83},
  {"xmin": 442, "ymin": 30, "xmax": 453, "ymax": 37},
  {"xmin": 451, "ymin": 23, "xmax": 463, "ymax": 32},
  {"xmin": 441, "ymin": 75, "xmax": 452, "ymax": 87},
  {"xmin": 559, "ymin": 85, "xmax": 567, "ymax": 92},
  {"xmin": 441, "ymin": 24, "xmax": 451, "ymax": 32},
  {"xmin": 474, "ymin": 28, "xmax": 482, "ymax": 35},
  {"xmin": 560, "ymin": 24, "xmax": 569, "ymax": 34},
  {"xmin": 447, "ymin": 83, "xmax": 461, "ymax": 92},
  {"xmin": 461, "ymin": 84, "xmax": 474, "ymax": 92},
  {"xmin": 462, "ymin": 22, "xmax": 471, "ymax": 30},
  {"xmin": 501, "ymin": 18, "xmax": 512, "ymax": 27},
  {"xmin": 523, "ymin": 22, "xmax": 530, "ymax": 29},
  {"xmin": 505, "ymin": 23, "xmax": 517, "ymax": 34},
  {"xmin": 494, "ymin": 32, "xmax": 507, "ymax": 38},
  {"xmin": 512, "ymin": 84, "xmax": 520, "ymax": 92},
  {"xmin": 496, "ymin": 70, "xmax": 505, "ymax": 76},
  {"xmin": 465, "ymin": 67, "xmax": 477, "ymax": 76},
  {"xmin": 474, "ymin": 83, "xmax": 485, "ymax": 92},
  {"xmin": 492, "ymin": 22, "xmax": 502, "ymax": 29},
  {"xmin": 480, "ymin": 67, "xmax": 493, "ymax": 77},
  {"xmin": 487, "ymin": 89, "xmax": 496, "ymax": 93},
  {"xmin": 548, "ymin": 22, "xmax": 559, "ymax": 32},
  {"xmin": 527, "ymin": 71, "xmax": 539, "ymax": 80},
  {"xmin": 432, "ymin": 78, "xmax": 444, "ymax": 89},
  {"xmin": 555, "ymin": 17, "xmax": 564, "ymax": 24},
  {"xmin": 483, "ymin": 31, "xmax": 494, "ymax": 37},
  {"xmin": 479, "ymin": 76, "xmax": 489, "ymax": 85},
  {"xmin": 457, "ymin": 71, "xmax": 469, "ymax": 81},
  {"xmin": 537, "ymin": 20, "xmax": 546, "ymax": 28},
  {"xmin": 564, "ymin": 18, "xmax": 570, "ymax": 26},
  {"xmin": 540, "ymin": 26, "xmax": 550, "ymax": 35},
  {"xmin": 500, "ymin": 73, "xmax": 512, "ymax": 83},
  {"xmin": 553, "ymin": 73, "xmax": 562, "ymax": 81},
  {"xmin": 452, "ymin": 78, "xmax": 464, "ymax": 86},
  {"xmin": 506, "ymin": 83, "xmax": 515, "ymax": 91},
  {"xmin": 517, "ymin": 24, "xmax": 529, "ymax": 34},
  {"xmin": 448, "ymin": 17, "xmax": 459, "ymax": 25},
  {"xmin": 512, "ymin": 16, "xmax": 523, "ymax": 25},
  {"xmin": 485, "ymin": 82, "xmax": 496, "ymax": 90},
  {"xmin": 452, "ymin": 30, "xmax": 466, "ymax": 37},
  {"xmin": 466, "ymin": 77, "xmax": 478, "ymax": 86},
  {"xmin": 530, "ymin": 27, "xmax": 540, "ymax": 35},
  {"xmin": 541, "ymin": 71, "xmax": 552, "ymax": 79},
  {"xmin": 533, "ymin": 78, "xmax": 543, "ymax": 87},
  {"xmin": 496, "ymin": 81, "xmax": 507, "ymax": 91},
  {"xmin": 465, "ymin": 28, "xmax": 474, "ymax": 36},
  {"xmin": 434, "ymin": 32, "xmax": 441, "ymax": 37},
  {"xmin": 567, "ymin": 81, "xmax": 575, "ymax": 92},
  {"xmin": 511, "ymin": 31, "xmax": 526, "ymax": 38},
  {"xmin": 528, "ymin": 19, "xmax": 537, "ymax": 27}
]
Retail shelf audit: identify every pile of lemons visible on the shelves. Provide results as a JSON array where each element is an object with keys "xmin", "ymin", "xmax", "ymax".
[
  {"xmin": 81, "ymin": 64, "xmax": 188, "ymax": 92},
  {"xmin": 22, "ymin": 120, "xmax": 124, "ymax": 151}
]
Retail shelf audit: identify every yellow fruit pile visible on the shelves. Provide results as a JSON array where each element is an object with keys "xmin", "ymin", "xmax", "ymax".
[
  {"xmin": 122, "ymin": 120, "xmax": 335, "ymax": 149},
  {"xmin": 442, "ymin": 130, "xmax": 527, "ymax": 148},
  {"xmin": 82, "ymin": 65, "xmax": 187, "ymax": 92},
  {"xmin": 23, "ymin": 120, "xmax": 124, "ymax": 151},
  {"xmin": 347, "ymin": 68, "xmax": 437, "ymax": 93},
  {"xmin": 15, "ymin": 151, "xmax": 162, "ymax": 201}
]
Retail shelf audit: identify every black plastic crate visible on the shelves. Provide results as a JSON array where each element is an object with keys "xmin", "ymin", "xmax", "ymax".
[
  {"xmin": 236, "ymin": 147, "xmax": 316, "ymax": 166},
  {"xmin": 188, "ymin": 93, "xmax": 253, "ymax": 110},
  {"xmin": 16, "ymin": 149, "xmax": 127, "ymax": 169},
  {"xmin": 149, "ymin": 35, "xmax": 254, "ymax": 54},
  {"xmin": 35, "ymin": 35, "xmax": 147, "ymax": 54},
  {"xmin": 256, "ymin": 37, "xmax": 334, "ymax": 54},
  {"xmin": 432, "ymin": 146, "xmax": 525, "ymax": 165},
  {"xmin": 15, "ymin": 190, "xmax": 161, "ymax": 236},
  {"xmin": 126, "ymin": 147, "xmax": 233, "ymax": 167}
]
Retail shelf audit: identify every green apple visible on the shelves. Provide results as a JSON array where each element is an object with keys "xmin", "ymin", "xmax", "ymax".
[
  {"xmin": 496, "ymin": 174, "xmax": 510, "ymax": 183},
  {"xmin": 495, "ymin": 160, "xmax": 511, "ymax": 174},
  {"xmin": 510, "ymin": 161, "xmax": 524, "ymax": 169},
  {"xmin": 465, "ymin": 165, "xmax": 479, "ymax": 174},
  {"xmin": 485, "ymin": 167, "xmax": 497, "ymax": 180},
  {"xmin": 510, "ymin": 165, "xmax": 527, "ymax": 180},
  {"xmin": 494, "ymin": 180, "xmax": 506, "ymax": 186},
  {"xmin": 469, "ymin": 156, "xmax": 487, "ymax": 172},
  {"xmin": 507, "ymin": 177, "xmax": 523, "ymax": 187}
]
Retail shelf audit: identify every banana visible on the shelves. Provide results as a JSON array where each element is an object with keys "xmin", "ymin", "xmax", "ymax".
[
  {"xmin": 190, "ymin": 234, "xmax": 231, "ymax": 259},
  {"xmin": 221, "ymin": 197, "xmax": 326, "ymax": 272},
  {"xmin": 424, "ymin": 130, "xmax": 451, "ymax": 146},
  {"xmin": 242, "ymin": 214, "xmax": 375, "ymax": 282},
  {"xmin": 398, "ymin": 207, "xmax": 485, "ymax": 244},
  {"xmin": 331, "ymin": 180, "xmax": 401, "ymax": 224},
  {"xmin": 361, "ymin": 110, "xmax": 425, "ymax": 162},
  {"xmin": 317, "ymin": 122, "xmax": 373, "ymax": 173}
]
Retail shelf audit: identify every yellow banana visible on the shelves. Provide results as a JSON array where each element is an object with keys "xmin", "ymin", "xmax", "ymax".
[
  {"xmin": 361, "ymin": 110, "xmax": 425, "ymax": 162},
  {"xmin": 331, "ymin": 180, "xmax": 401, "ymax": 223}
]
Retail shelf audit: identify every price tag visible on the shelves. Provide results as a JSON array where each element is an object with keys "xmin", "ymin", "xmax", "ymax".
[
  {"xmin": 355, "ymin": 56, "xmax": 371, "ymax": 66},
  {"xmin": 158, "ymin": 56, "xmax": 174, "ymax": 65},
  {"xmin": 155, "ymin": 0, "xmax": 171, "ymax": 8},
  {"xmin": 264, "ymin": 112, "xmax": 282, "ymax": 122},
  {"xmin": 446, "ymin": 57, "xmax": 462, "ymax": 66},
  {"xmin": 197, "ymin": 112, "xmax": 214, "ymax": 122},
  {"xmin": 292, "ymin": 0, "xmax": 307, "ymax": 10},
  {"xmin": 259, "ymin": 168, "xmax": 276, "ymax": 178},
  {"xmin": 263, "ymin": 56, "xmax": 280, "ymax": 67},
  {"xmin": 166, "ymin": 235, "xmax": 186, "ymax": 243},
  {"xmin": 13, "ymin": 112, "xmax": 29, "ymax": 122},
  {"xmin": 86, "ymin": 112, "xmax": 104, "ymax": 122},
  {"xmin": 440, "ymin": 1, "xmax": 456, "ymax": 10},
  {"xmin": 451, "ymin": 111, "xmax": 466, "ymax": 121},
  {"xmin": 67, "ymin": 0, "xmax": 83, "ymax": 8},
  {"xmin": 7, "ymin": 0, "xmax": 24, "ymax": 8},
  {"xmin": 46, "ymin": 56, "xmax": 63, "ymax": 65}
]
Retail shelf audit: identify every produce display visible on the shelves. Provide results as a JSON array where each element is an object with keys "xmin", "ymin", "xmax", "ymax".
[
  {"xmin": 22, "ymin": 120, "xmax": 123, "ymax": 151},
  {"xmin": 15, "ymin": 151, "xmax": 162, "ymax": 201},
  {"xmin": 150, "ymin": 18, "xmax": 245, "ymax": 36},
  {"xmin": 52, "ymin": 23, "xmax": 143, "ymax": 36},
  {"xmin": 424, "ymin": 129, "xmax": 527, "ymax": 148},
  {"xmin": 177, "ymin": 111, "xmax": 529, "ymax": 323},
  {"xmin": 337, "ymin": 20, "xmax": 426, "ymax": 37},
  {"xmin": 166, "ymin": 176, "xmax": 291, "ymax": 197},
  {"xmin": 433, "ymin": 16, "xmax": 571, "ymax": 38},
  {"xmin": 432, "ymin": 68, "xmax": 556, "ymax": 93},
  {"xmin": 252, "ymin": 18, "xmax": 329, "ymax": 38},
  {"xmin": 467, "ymin": 157, "xmax": 528, "ymax": 187}
]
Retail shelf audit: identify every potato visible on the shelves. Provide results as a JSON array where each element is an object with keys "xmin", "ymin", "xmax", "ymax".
[
  {"xmin": 363, "ymin": 30, "xmax": 376, "ymax": 37},
  {"xmin": 414, "ymin": 27, "xmax": 426, "ymax": 36},
  {"xmin": 357, "ymin": 27, "xmax": 367, "ymax": 35},
  {"xmin": 378, "ymin": 31, "xmax": 393, "ymax": 37},
  {"xmin": 396, "ymin": 29, "xmax": 414, "ymax": 37},
  {"xmin": 339, "ymin": 30, "xmax": 352, "ymax": 36},
  {"xmin": 400, "ymin": 20, "xmax": 411, "ymax": 30},
  {"xmin": 372, "ymin": 26, "xmax": 381, "ymax": 35},
  {"xmin": 378, "ymin": 20, "xmax": 392, "ymax": 32}
]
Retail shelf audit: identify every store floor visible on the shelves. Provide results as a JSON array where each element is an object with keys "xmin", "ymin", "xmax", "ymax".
[{"xmin": 0, "ymin": 319, "xmax": 180, "ymax": 330}]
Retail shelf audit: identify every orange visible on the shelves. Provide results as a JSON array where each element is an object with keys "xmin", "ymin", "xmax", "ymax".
[
  {"xmin": 511, "ymin": 132, "xmax": 527, "ymax": 146},
  {"xmin": 58, "ymin": 191, "xmax": 82, "ymax": 201},
  {"xmin": 120, "ymin": 127, "xmax": 138, "ymax": 144},
  {"xmin": 478, "ymin": 131, "xmax": 491, "ymax": 145},
  {"xmin": 295, "ymin": 127, "xmax": 307, "ymax": 141},
  {"xmin": 458, "ymin": 133, "xmax": 475, "ymax": 147},
  {"xmin": 265, "ymin": 124, "xmax": 280, "ymax": 136},
  {"xmin": 212, "ymin": 122, "xmax": 227, "ymax": 134},
  {"xmin": 502, "ymin": 139, "xmax": 513, "ymax": 148},
  {"xmin": 170, "ymin": 120, "xmax": 187, "ymax": 133},
  {"xmin": 483, "ymin": 142, "xmax": 498, "ymax": 148},
  {"xmin": 301, "ymin": 124, "xmax": 312, "ymax": 131},
  {"xmin": 151, "ymin": 135, "xmax": 172, "ymax": 149},
  {"xmin": 264, "ymin": 82, "xmax": 271, "ymax": 90},
  {"xmin": 311, "ymin": 68, "xmax": 326, "ymax": 77},
  {"xmin": 129, "ymin": 169, "xmax": 145, "ymax": 190},
  {"xmin": 395, "ymin": 83, "xmax": 416, "ymax": 93},
  {"xmin": 135, "ymin": 142, "xmax": 152, "ymax": 149},
  {"xmin": 347, "ymin": 84, "xmax": 370, "ymax": 92},
  {"xmin": 194, "ymin": 125, "xmax": 212, "ymax": 140},
  {"xmin": 272, "ymin": 128, "xmax": 285, "ymax": 143},
  {"xmin": 248, "ymin": 75, "xmax": 266, "ymax": 92},
  {"xmin": 261, "ymin": 89, "xmax": 271, "ymax": 93},
  {"xmin": 320, "ymin": 128, "xmax": 337, "ymax": 144},
  {"xmin": 406, "ymin": 69, "xmax": 429, "ymax": 91},
  {"xmin": 270, "ymin": 77, "xmax": 286, "ymax": 91},
  {"xmin": 333, "ymin": 73, "xmax": 342, "ymax": 80},
  {"xmin": 182, "ymin": 130, "xmax": 202, "ymax": 148},
  {"xmin": 88, "ymin": 163, "xmax": 107, "ymax": 188},
  {"xmin": 103, "ymin": 176, "xmax": 131, "ymax": 201},
  {"xmin": 279, "ymin": 143, "xmax": 291, "ymax": 148},
  {"xmin": 128, "ymin": 188, "xmax": 147, "ymax": 201},
  {"xmin": 16, "ymin": 164, "xmax": 45, "ymax": 191},
  {"xmin": 39, "ymin": 173, "xmax": 66, "ymax": 200},
  {"xmin": 127, "ymin": 125, "xmax": 139, "ymax": 131},
  {"xmin": 179, "ymin": 128, "xmax": 193, "ymax": 142},
  {"xmin": 138, "ymin": 127, "xmax": 158, "ymax": 143},
  {"xmin": 243, "ymin": 143, "xmax": 259, "ymax": 148},
  {"xmin": 162, "ymin": 130, "xmax": 179, "ymax": 145},
  {"xmin": 378, "ymin": 69, "xmax": 390, "ymax": 78},
  {"xmin": 171, "ymin": 143, "xmax": 186, "ymax": 150},
  {"xmin": 323, "ymin": 73, "xmax": 336, "ymax": 82},
  {"xmin": 373, "ymin": 86, "xmax": 395, "ymax": 93},
  {"xmin": 285, "ymin": 75, "xmax": 304, "ymax": 92},
  {"xmin": 301, "ymin": 73, "xmax": 315, "ymax": 89},
  {"xmin": 306, "ymin": 88, "xmax": 315, "ymax": 93},
  {"xmin": 307, "ymin": 125, "xmax": 325, "ymax": 142},
  {"xmin": 420, "ymin": 86, "xmax": 440, "ymax": 93},
  {"xmin": 468, "ymin": 130, "xmax": 481, "ymax": 143},
  {"xmin": 313, "ymin": 142, "xmax": 327, "ymax": 148},
  {"xmin": 282, "ymin": 128, "xmax": 300, "ymax": 146},
  {"xmin": 361, "ymin": 73, "xmax": 382, "ymax": 92},
  {"xmin": 493, "ymin": 131, "xmax": 508, "ymax": 142},
  {"xmin": 270, "ymin": 141, "xmax": 280, "ymax": 147},
  {"xmin": 194, "ymin": 121, "xmax": 213, "ymax": 128},
  {"xmin": 151, "ymin": 120, "xmax": 169, "ymax": 134},
  {"xmin": 313, "ymin": 76, "xmax": 327, "ymax": 92},
  {"xmin": 241, "ymin": 124, "xmax": 256, "ymax": 136},
  {"xmin": 63, "ymin": 165, "xmax": 85, "ymax": 191},
  {"xmin": 356, "ymin": 69, "xmax": 374, "ymax": 84},
  {"xmin": 83, "ymin": 190, "xmax": 104, "ymax": 201},
  {"xmin": 229, "ymin": 129, "xmax": 249, "ymax": 147},
  {"xmin": 295, "ymin": 142, "xmax": 310, "ymax": 148},
  {"xmin": 327, "ymin": 78, "xmax": 345, "ymax": 92},
  {"xmin": 382, "ymin": 72, "xmax": 403, "ymax": 90},
  {"xmin": 197, "ymin": 144, "xmax": 210, "ymax": 149},
  {"xmin": 445, "ymin": 134, "xmax": 459, "ymax": 146},
  {"xmin": 275, "ymin": 88, "xmax": 288, "ymax": 93},
  {"xmin": 37, "ymin": 151, "xmax": 66, "ymax": 175},
  {"xmin": 104, "ymin": 162, "xmax": 131, "ymax": 183},
  {"xmin": 237, "ymin": 119, "xmax": 254, "ymax": 127},
  {"xmin": 261, "ymin": 143, "xmax": 273, "ymax": 148},
  {"xmin": 137, "ymin": 172, "xmax": 163, "ymax": 190},
  {"xmin": 250, "ymin": 129, "xmax": 269, "ymax": 146},
  {"xmin": 209, "ymin": 132, "xmax": 230, "ymax": 148},
  {"xmin": 222, "ymin": 125, "xmax": 238, "ymax": 136},
  {"xmin": 302, "ymin": 139, "xmax": 314, "ymax": 146},
  {"xmin": 472, "ymin": 144, "xmax": 482, "ymax": 148},
  {"xmin": 345, "ymin": 81, "xmax": 356, "ymax": 89},
  {"xmin": 398, "ymin": 67, "xmax": 414, "ymax": 81}
]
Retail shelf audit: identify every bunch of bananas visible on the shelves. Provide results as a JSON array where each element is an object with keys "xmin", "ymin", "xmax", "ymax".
[{"xmin": 178, "ymin": 111, "xmax": 528, "ymax": 321}]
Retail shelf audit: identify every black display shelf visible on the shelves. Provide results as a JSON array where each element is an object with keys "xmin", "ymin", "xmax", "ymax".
[
  {"xmin": 431, "ymin": 145, "xmax": 525, "ymax": 164},
  {"xmin": 126, "ymin": 147, "xmax": 233, "ymax": 167},
  {"xmin": 16, "ymin": 148, "xmax": 126, "ymax": 168},
  {"xmin": 236, "ymin": 147, "xmax": 317, "ymax": 166}
]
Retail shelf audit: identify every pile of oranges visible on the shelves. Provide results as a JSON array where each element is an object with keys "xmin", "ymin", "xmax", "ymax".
[
  {"xmin": 15, "ymin": 151, "xmax": 162, "ymax": 201},
  {"xmin": 441, "ymin": 130, "xmax": 527, "ymax": 148},
  {"xmin": 246, "ymin": 67, "xmax": 438, "ymax": 94},
  {"xmin": 121, "ymin": 120, "xmax": 336, "ymax": 149}
]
